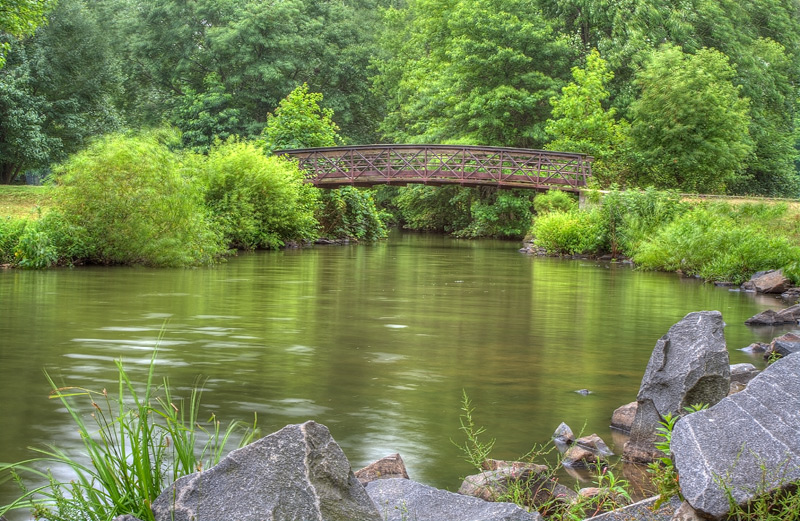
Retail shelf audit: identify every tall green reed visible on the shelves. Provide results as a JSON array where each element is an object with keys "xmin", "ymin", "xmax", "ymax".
[{"xmin": 0, "ymin": 343, "xmax": 258, "ymax": 521}]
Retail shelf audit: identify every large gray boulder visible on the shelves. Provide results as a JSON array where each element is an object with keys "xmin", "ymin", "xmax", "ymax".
[
  {"xmin": 623, "ymin": 311, "xmax": 730, "ymax": 463},
  {"xmin": 366, "ymin": 478, "xmax": 539, "ymax": 521},
  {"xmin": 741, "ymin": 269, "xmax": 792, "ymax": 294},
  {"xmin": 671, "ymin": 353, "xmax": 800, "ymax": 520},
  {"xmin": 151, "ymin": 421, "xmax": 381, "ymax": 521}
]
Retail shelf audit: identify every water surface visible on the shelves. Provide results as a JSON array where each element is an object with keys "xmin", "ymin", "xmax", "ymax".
[{"xmin": 0, "ymin": 232, "xmax": 790, "ymax": 516}]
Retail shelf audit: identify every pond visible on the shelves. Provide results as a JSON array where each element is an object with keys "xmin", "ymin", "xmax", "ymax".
[{"xmin": 0, "ymin": 231, "xmax": 790, "ymax": 517}]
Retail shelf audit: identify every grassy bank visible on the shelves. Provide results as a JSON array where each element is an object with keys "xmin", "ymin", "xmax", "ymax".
[
  {"xmin": 0, "ymin": 186, "xmax": 52, "ymax": 219},
  {"xmin": 530, "ymin": 189, "xmax": 800, "ymax": 286}
]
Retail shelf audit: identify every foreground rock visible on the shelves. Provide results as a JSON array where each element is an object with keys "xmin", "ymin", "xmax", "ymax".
[
  {"xmin": 623, "ymin": 311, "xmax": 730, "ymax": 463},
  {"xmin": 671, "ymin": 353, "xmax": 800, "ymax": 519},
  {"xmin": 151, "ymin": 421, "xmax": 381, "ymax": 521},
  {"xmin": 741, "ymin": 269, "xmax": 792, "ymax": 294},
  {"xmin": 367, "ymin": 478, "xmax": 540, "ymax": 521},
  {"xmin": 765, "ymin": 332, "xmax": 800, "ymax": 359},
  {"xmin": 355, "ymin": 453, "xmax": 409, "ymax": 485},
  {"xmin": 582, "ymin": 496, "xmax": 681, "ymax": 521},
  {"xmin": 744, "ymin": 303, "xmax": 800, "ymax": 325},
  {"xmin": 563, "ymin": 434, "xmax": 613, "ymax": 468}
]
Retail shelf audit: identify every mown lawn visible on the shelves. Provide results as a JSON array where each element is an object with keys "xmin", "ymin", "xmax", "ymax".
[{"xmin": 0, "ymin": 185, "xmax": 51, "ymax": 219}]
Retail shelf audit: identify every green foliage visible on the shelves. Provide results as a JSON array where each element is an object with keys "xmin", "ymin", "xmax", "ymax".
[
  {"xmin": 0, "ymin": 0, "xmax": 124, "ymax": 184},
  {"xmin": 0, "ymin": 0, "xmax": 56, "ymax": 68},
  {"xmin": 531, "ymin": 208, "xmax": 607, "ymax": 255},
  {"xmin": 533, "ymin": 190, "xmax": 577, "ymax": 215},
  {"xmin": 199, "ymin": 140, "xmax": 320, "ymax": 249},
  {"xmin": 316, "ymin": 187, "xmax": 388, "ymax": 242},
  {"xmin": 629, "ymin": 46, "xmax": 753, "ymax": 194},
  {"xmin": 172, "ymin": 74, "xmax": 243, "ymax": 154},
  {"xmin": 634, "ymin": 204, "xmax": 800, "ymax": 284},
  {"xmin": 52, "ymin": 131, "xmax": 225, "ymax": 267},
  {"xmin": 393, "ymin": 185, "xmax": 473, "ymax": 234},
  {"xmin": 375, "ymin": 0, "xmax": 575, "ymax": 147},
  {"xmin": 456, "ymin": 190, "xmax": 534, "ymax": 239},
  {"xmin": 546, "ymin": 50, "xmax": 630, "ymax": 187},
  {"xmin": 599, "ymin": 187, "xmax": 685, "ymax": 257},
  {"xmin": 261, "ymin": 83, "xmax": 341, "ymax": 153},
  {"xmin": 452, "ymin": 390, "xmax": 495, "ymax": 471},
  {"xmin": 13, "ymin": 218, "xmax": 56, "ymax": 269},
  {"xmin": 0, "ymin": 347, "xmax": 258, "ymax": 521},
  {"xmin": 0, "ymin": 216, "xmax": 27, "ymax": 264}
]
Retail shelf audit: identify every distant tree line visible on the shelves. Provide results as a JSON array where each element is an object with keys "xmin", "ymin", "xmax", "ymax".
[{"xmin": 1, "ymin": 0, "xmax": 799, "ymax": 196}]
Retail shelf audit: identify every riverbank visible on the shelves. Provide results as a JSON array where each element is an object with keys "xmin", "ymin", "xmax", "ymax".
[{"xmin": 526, "ymin": 188, "xmax": 800, "ymax": 287}]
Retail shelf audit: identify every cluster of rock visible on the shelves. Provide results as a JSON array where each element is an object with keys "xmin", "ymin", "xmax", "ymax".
[{"xmin": 111, "ymin": 302, "xmax": 800, "ymax": 521}]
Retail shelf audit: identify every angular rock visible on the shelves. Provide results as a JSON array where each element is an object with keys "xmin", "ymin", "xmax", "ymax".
[
  {"xmin": 552, "ymin": 422, "xmax": 575, "ymax": 450},
  {"xmin": 355, "ymin": 453, "xmax": 409, "ymax": 485},
  {"xmin": 610, "ymin": 402, "xmax": 637, "ymax": 433},
  {"xmin": 670, "ymin": 501, "xmax": 706, "ymax": 521},
  {"xmin": 766, "ymin": 332, "xmax": 800, "ymax": 359},
  {"xmin": 563, "ymin": 434, "xmax": 614, "ymax": 468},
  {"xmin": 481, "ymin": 459, "xmax": 548, "ymax": 474},
  {"xmin": 745, "ymin": 304, "xmax": 800, "ymax": 326},
  {"xmin": 781, "ymin": 287, "xmax": 800, "ymax": 302},
  {"xmin": 740, "ymin": 342, "xmax": 769, "ymax": 353},
  {"xmin": 367, "ymin": 478, "xmax": 540, "ymax": 521},
  {"xmin": 151, "ymin": 421, "xmax": 380, "ymax": 521},
  {"xmin": 458, "ymin": 466, "xmax": 576, "ymax": 508},
  {"xmin": 671, "ymin": 353, "xmax": 800, "ymax": 520},
  {"xmin": 741, "ymin": 269, "xmax": 791, "ymax": 294},
  {"xmin": 729, "ymin": 363, "xmax": 759, "ymax": 386},
  {"xmin": 623, "ymin": 311, "xmax": 730, "ymax": 463}
]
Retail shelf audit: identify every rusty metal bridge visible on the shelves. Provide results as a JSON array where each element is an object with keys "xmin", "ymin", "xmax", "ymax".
[{"xmin": 276, "ymin": 144, "xmax": 592, "ymax": 191}]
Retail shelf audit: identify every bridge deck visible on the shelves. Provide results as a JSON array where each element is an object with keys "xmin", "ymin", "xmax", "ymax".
[{"xmin": 276, "ymin": 144, "xmax": 592, "ymax": 191}]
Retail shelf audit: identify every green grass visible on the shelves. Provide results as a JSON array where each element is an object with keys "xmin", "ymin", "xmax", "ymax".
[
  {"xmin": 0, "ymin": 343, "xmax": 258, "ymax": 520},
  {"xmin": 0, "ymin": 186, "xmax": 52, "ymax": 219}
]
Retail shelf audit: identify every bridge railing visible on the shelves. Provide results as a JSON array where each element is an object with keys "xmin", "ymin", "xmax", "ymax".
[{"xmin": 275, "ymin": 144, "xmax": 592, "ymax": 190}]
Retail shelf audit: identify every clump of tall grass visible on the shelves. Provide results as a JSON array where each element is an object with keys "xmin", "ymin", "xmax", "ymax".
[{"xmin": 0, "ymin": 346, "xmax": 258, "ymax": 521}]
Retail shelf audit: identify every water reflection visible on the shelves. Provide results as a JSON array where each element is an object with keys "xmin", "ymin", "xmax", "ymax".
[{"xmin": 0, "ymin": 232, "xmax": 790, "ymax": 519}]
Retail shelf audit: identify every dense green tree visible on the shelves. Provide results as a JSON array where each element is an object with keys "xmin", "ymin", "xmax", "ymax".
[
  {"xmin": 545, "ymin": 49, "xmax": 629, "ymax": 187},
  {"xmin": 376, "ymin": 0, "xmax": 574, "ymax": 147},
  {"xmin": 261, "ymin": 83, "xmax": 341, "ymax": 152},
  {"xmin": 173, "ymin": 74, "xmax": 243, "ymax": 154},
  {"xmin": 0, "ymin": 0, "xmax": 122, "ymax": 183},
  {"xmin": 0, "ymin": 0, "xmax": 56, "ymax": 67},
  {"xmin": 628, "ymin": 46, "xmax": 753, "ymax": 194}
]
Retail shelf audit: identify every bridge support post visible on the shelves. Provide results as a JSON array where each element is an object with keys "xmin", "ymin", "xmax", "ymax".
[{"xmin": 578, "ymin": 190, "xmax": 589, "ymax": 209}]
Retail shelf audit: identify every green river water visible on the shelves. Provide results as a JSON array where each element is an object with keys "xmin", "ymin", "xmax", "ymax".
[{"xmin": 0, "ymin": 231, "xmax": 791, "ymax": 517}]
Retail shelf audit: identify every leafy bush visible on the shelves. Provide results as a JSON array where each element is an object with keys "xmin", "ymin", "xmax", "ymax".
[
  {"xmin": 634, "ymin": 206, "xmax": 800, "ymax": 284},
  {"xmin": 394, "ymin": 185, "xmax": 473, "ymax": 234},
  {"xmin": 532, "ymin": 189, "xmax": 577, "ymax": 215},
  {"xmin": 456, "ymin": 190, "xmax": 534, "ymax": 239},
  {"xmin": 0, "ymin": 217, "xmax": 27, "ymax": 264},
  {"xmin": 199, "ymin": 140, "xmax": 320, "ymax": 249},
  {"xmin": 52, "ymin": 131, "xmax": 225, "ymax": 267},
  {"xmin": 316, "ymin": 187, "xmax": 388, "ymax": 242},
  {"xmin": 532, "ymin": 208, "xmax": 607, "ymax": 255}
]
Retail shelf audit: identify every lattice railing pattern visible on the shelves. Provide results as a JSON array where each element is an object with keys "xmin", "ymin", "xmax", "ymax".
[{"xmin": 276, "ymin": 145, "xmax": 592, "ymax": 190}]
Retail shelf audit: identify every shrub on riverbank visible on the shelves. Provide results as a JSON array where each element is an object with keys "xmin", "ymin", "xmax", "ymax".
[
  {"xmin": 199, "ymin": 140, "xmax": 319, "ymax": 249},
  {"xmin": 529, "ymin": 189, "xmax": 800, "ymax": 285},
  {"xmin": 317, "ymin": 186, "xmax": 388, "ymax": 242}
]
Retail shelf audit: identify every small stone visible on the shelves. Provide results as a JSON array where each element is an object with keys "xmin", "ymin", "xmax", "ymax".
[
  {"xmin": 575, "ymin": 388, "xmax": 591, "ymax": 395},
  {"xmin": 729, "ymin": 363, "xmax": 759, "ymax": 386},
  {"xmin": 740, "ymin": 342, "xmax": 769, "ymax": 353},
  {"xmin": 552, "ymin": 422, "xmax": 575, "ymax": 450},
  {"xmin": 610, "ymin": 402, "xmax": 637, "ymax": 433},
  {"xmin": 355, "ymin": 453, "xmax": 410, "ymax": 486}
]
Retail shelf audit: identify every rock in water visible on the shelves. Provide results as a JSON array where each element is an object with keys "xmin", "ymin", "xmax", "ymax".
[
  {"xmin": 623, "ymin": 311, "xmax": 730, "ymax": 463},
  {"xmin": 367, "ymin": 478, "xmax": 539, "ymax": 521},
  {"xmin": 671, "ymin": 353, "xmax": 800, "ymax": 520},
  {"xmin": 151, "ymin": 421, "xmax": 381, "ymax": 521},
  {"xmin": 355, "ymin": 453, "xmax": 410, "ymax": 485}
]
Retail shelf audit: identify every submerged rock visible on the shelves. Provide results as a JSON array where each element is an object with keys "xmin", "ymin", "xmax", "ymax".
[{"xmin": 623, "ymin": 311, "xmax": 730, "ymax": 463}]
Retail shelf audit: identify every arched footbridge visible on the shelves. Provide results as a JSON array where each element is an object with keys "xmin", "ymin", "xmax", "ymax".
[{"xmin": 276, "ymin": 144, "xmax": 592, "ymax": 191}]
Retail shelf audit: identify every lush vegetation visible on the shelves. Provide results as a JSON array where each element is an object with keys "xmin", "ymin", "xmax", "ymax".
[
  {"xmin": 1, "ymin": 349, "xmax": 258, "ymax": 521},
  {"xmin": 529, "ymin": 189, "xmax": 800, "ymax": 285},
  {"xmin": 1, "ymin": 0, "xmax": 798, "ymax": 195}
]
